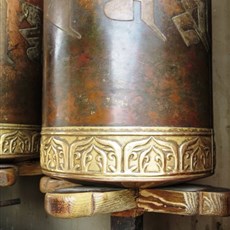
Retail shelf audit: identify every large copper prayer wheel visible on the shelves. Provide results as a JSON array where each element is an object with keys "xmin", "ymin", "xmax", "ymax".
[
  {"xmin": 41, "ymin": 0, "xmax": 214, "ymax": 187},
  {"xmin": 0, "ymin": 0, "xmax": 43, "ymax": 160}
]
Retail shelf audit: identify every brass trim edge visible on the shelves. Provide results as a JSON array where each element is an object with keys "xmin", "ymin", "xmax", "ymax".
[
  {"xmin": 41, "ymin": 126, "xmax": 214, "ymax": 181},
  {"xmin": 0, "ymin": 123, "xmax": 40, "ymax": 157},
  {"xmin": 42, "ymin": 170, "xmax": 213, "ymax": 183},
  {"xmin": 42, "ymin": 126, "xmax": 212, "ymax": 136}
]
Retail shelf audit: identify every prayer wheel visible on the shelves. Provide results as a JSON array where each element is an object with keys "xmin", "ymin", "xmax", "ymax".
[
  {"xmin": 0, "ymin": 0, "xmax": 43, "ymax": 160},
  {"xmin": 41, "ymin": 0, "xmax": 214, "ymax": 187}
]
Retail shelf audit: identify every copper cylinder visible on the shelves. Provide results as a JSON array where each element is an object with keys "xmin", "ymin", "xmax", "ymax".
[
  {"xmin": 41, "ymin": 0, "xmax": 214, "ymax": 187},
  {"xmin": 0, "ymin": 0, "xmax": 43, "ymax": 160}
]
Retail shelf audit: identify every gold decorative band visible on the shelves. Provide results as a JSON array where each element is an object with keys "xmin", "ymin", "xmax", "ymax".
[
  {"xmin": 41, "ymin": 127, "xmax": 214, "ymax": 182},
  {"xmin": 0, "ymin": 123, "xmax": 40, "ymax": 159}
]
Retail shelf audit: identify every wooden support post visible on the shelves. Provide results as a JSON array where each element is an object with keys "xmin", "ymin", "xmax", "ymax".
[
  {"xmin": 111, "ymin": 209, "xmax": 144, "ymax": 230},
  {"xmin": 111, "ymin": 215, "xmax": 143, "ymax": 230}
]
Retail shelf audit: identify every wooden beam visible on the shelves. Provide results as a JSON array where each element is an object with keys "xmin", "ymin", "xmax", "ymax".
[
  {"xmin": 138, "ymin": 184, "xmax": 230, "ymax": 217},
  {"xmin": 45, "ymin": 189, "xmax": 137, "ymax": 218},
  {"xmin": 41, "ymin": 177, "xmax": 230, "ymax": 218},
  {"xmin": 16, "ymin": 160, "xmax": 42, "ymax": 176},
  {"xmin": 0, "ymin": 165, "xmax": 18, "ymax": 187}
]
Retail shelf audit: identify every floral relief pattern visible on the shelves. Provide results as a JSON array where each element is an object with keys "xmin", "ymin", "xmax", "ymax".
[
  {"xmin": 41, "ymin": 136, "xmax": 122, "ymax": 174},
  {"xmin": 40, "ymin": 127, "xmax": 214, "ymax": 177},
  {"xmin": 69, "ymin": 137, "xmax": 122, "ymax": 173},
  {"xmin": 124, "ymin": 137, "xmax": 178, "ymax": 174},
  {"xmin": 41, "ymin": 137, "xmax": 68, "ymax": 171},
  {"xmin": 180, "ymin": 137, "xmax": 212, "ymax": 172},
  {"xmin": 0, "ymin": 125, "xmax": 40, "ymax": 156}
]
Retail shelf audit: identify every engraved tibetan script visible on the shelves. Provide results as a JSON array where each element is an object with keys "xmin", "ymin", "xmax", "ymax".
[
  {"xmin": 0, "ymin": 0, "xmax": 14, "ymax": 65},
  {"xmin": 46, "ymin": 0, "xmax": 81, "ymax": 39},
  {"xmin": 104, "ymin": 0, "xmax": 167, "ymax": 42},
  {"xmin": 172, "ymin": 0, "xmax": 209, "ymax": 50},
  {"xmin": 19, "ymin": 2, "xmax": 42, "ymax": 62},
  {"xmin": 104, "ymin": 0, "xmax": 209, "ymax": 50}
]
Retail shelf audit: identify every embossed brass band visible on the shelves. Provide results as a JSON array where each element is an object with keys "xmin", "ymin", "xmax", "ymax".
[
  {"xmin": 41, "ymin": 127, "xmax": 214, "ymax": 187},
  {"xmin": 0, "ymin": 124, "xmax": 40, "ymax": 159}
]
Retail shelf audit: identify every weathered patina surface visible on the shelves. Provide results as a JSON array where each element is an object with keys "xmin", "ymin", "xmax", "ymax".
[
  {"xmin": 0, "ymin": 0, "xmax": 43, "ymax": 159},
  {"xmin": 43, "ymin": 0, "xmax": 212, "ymax": 128}
]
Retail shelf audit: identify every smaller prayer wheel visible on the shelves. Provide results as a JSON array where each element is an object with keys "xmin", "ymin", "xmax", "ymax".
[
  {"xmin": 41, "ymin": 0, "xmax": 214, "ymax": 188},
  {"xmin": 0, "ymin": 0, "xmax": 43, "ymax": 160}
]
